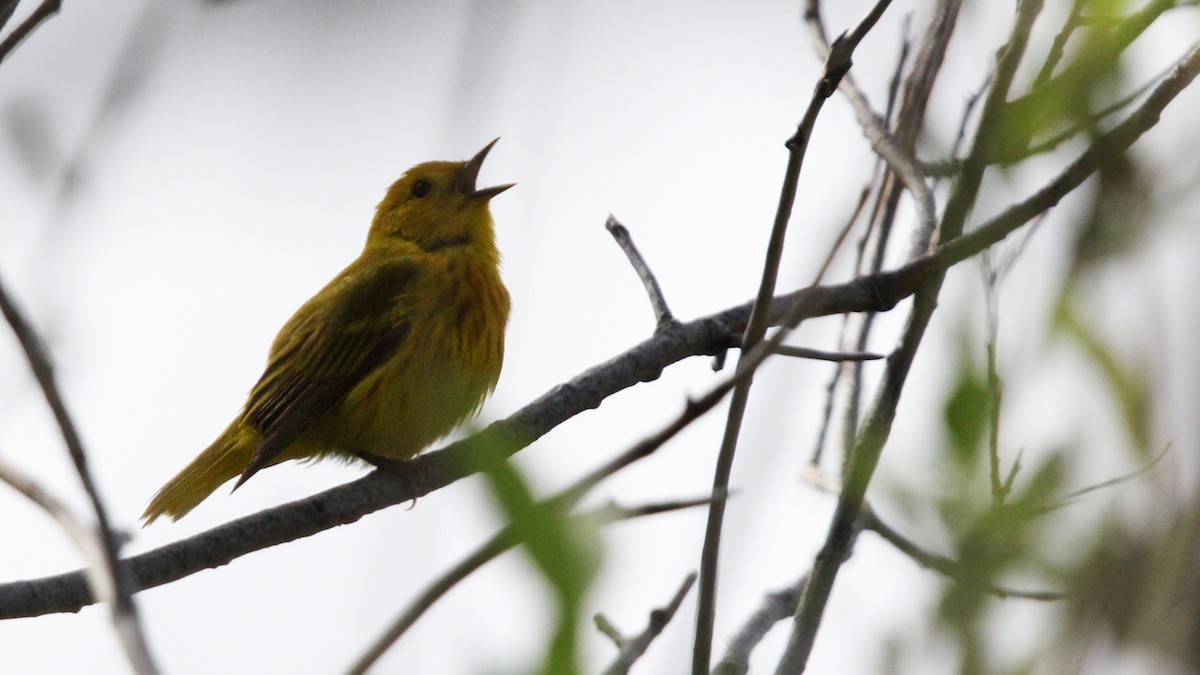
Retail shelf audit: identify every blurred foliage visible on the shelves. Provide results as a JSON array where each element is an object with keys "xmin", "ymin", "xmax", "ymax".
[
  {"xmin": 878, "ymin": 4, "xmax": 1197, "ymax": 670},
  {"xmin": 943, "ymin": 344, "xmax": 991, "ymax": 471},
  {"xmin": 993, "ymin": 0, "xmax": 1182, "ymax": 164},
  {"xmin": 1053, "ymin": 507, "xmax": 1200, "ymax": 671},
  {"xmin": 1054, "ymin": 297, "xmax": 1152, "ymax": 456},
  {"xmin": 480, "ymin": 456, "xmax": 600, "ymax": 675}
]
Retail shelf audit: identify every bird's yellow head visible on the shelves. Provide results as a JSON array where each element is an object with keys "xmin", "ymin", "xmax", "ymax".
[{"xmin": 369, "ymin": 139, "xmax": 514, "ymax": 250}]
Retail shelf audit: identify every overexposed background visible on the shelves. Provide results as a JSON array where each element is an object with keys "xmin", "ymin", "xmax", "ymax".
[{"xmin": 2, "ymin": 1, "xmax": 1198, "ymax": 673}]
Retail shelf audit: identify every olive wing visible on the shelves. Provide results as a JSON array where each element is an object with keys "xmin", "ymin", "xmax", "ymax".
[{"xmin": 234, "ymin": 260, "xmax": 420, "ymax": 487}]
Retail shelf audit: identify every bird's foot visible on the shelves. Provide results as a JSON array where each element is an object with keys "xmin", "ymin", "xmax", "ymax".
[{"xmin": 361, "ymin": 454, "xmax": 426, "ymax": 510}]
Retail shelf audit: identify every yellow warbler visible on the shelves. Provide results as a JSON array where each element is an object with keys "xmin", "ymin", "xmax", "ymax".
[{"xmin": 142, "ymin": 140, "xmax": 513, "ymax": 524}]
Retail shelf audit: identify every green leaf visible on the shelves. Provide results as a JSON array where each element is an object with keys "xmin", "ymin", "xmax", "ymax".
[
  {"xmin": 1054, "ymin": 299, "xmax": 1150, "ymax": 456},
  {"xmin": 943, "ymin": 354, "xmax": 990, "ymax": 468},
  {"xmin": 480, "ymin": 457, "xmax": 599, "ymax": 675}
]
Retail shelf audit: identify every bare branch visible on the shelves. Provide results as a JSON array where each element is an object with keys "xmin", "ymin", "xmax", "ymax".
[
  {"xmin": 0, "ymin": 0, "xmax": 20, "ymax": 32},
  {"xmin": 0, "ymin": 273, "xmax": 159, "ymax": 673},
  {"xmin": 1037, "ymin": 444, "xmax": 1170, "ymax": 516},
  {"xmin": 600, "ymin": 572, "xmax": 697, "ymax": 675},
  {"xmin": 713, "ymin": 579, "xmax": 805, "ymax": 675},
  {"xmin": 1033, "ymin": 0, "xmax": 1084, "ymax": 87},
  {"xmin": 0, "ymin": 457, "xmax": 101, "ymax": 574},
  {"xmin": 0, "ymin": 0, "xmax": 60, "ymax": 66},
  {"xmin": 811, "ymin": 0, "xmax": 962, "ymax": 473},
  {"xmin": 594, "ymin": 613, "xmax": 626, "ymax": 649},
  {"xmin": 606, "ymin": 215, "xmax": 675, "ymax": 330},
  {"xmin": 805, "ymin": 0, "xmax": 939, "ymax": 252},
  {"xmin": 728, "ymin": 335, "xmax": 881, "ymax": 363}
]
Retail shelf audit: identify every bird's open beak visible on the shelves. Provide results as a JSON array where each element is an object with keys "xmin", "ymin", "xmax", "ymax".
[{"xmin": 455, "ymin": 138, "xmax": 515, "ymax": 200}]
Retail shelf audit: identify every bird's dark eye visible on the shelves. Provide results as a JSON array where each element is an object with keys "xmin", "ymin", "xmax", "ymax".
[{"xmin": 411, "ymin": 179, "xmax": 433, "ymax": 199}]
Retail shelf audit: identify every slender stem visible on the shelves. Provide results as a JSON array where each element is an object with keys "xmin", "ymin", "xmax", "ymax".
[
  {"xmin": 0, "ymin": 275, "xmax": 160, "ymax": 674},
  {"xmin": 860, "ymin": 505, "xmax": 1063, "ymax": 600},
  {"xmin": 0, "ymin": 457, "xmax": 100, "ymax": 571},
  {"xmin": 606, "ymin": 215, "xmax": 675, "ymax": 330},
  {"xmin": 713, "ymin": 579, "xmax": 805, "ymax": 675},
  {"xmin": 601, "ymin": 572, "xmax": 697, "ymax": 675},
  {"xmin": 0, "ymin": 0, "xmax": 60, "ymax": 65}
]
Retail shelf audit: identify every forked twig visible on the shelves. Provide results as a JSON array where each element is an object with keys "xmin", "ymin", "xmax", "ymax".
[
  {"xmin": 713, "ymin": 579, "xmax": 805, "ymax": 675},
  {"xmin": 599, "ymin": 572, "xmax": 697, "ymax": 675}
]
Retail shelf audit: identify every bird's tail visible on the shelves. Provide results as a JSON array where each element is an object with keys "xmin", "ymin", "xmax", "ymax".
[{"xmin": 141, "ymin": 424, "xmax": 256, "ymax": 525}]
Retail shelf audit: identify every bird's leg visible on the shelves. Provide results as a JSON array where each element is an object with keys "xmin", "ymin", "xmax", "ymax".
[{"xmin": 360, "ymin": 453, "xmax": 426, "ymax": 509}]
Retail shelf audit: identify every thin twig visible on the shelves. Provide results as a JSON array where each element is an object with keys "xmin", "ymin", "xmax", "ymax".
[
  {"xmin": 771, "ymin": 345, "xmax": 882, "ymax": 362},
  {"xmin": 0, "ymin": 0, "xmax": 20, "ymax": 33},
  {"xmin": 0, "ymin": 0, "xmax": 59, "ymax": 65},
  {"xmin": 0, "ymin": 275, "xmax": 160, "ymax": 674},
  {"xmin": 1036, "ymin": 444, "xmax": 1170, "ymax": 515},
  {"xmin": 594, "ymin": 613, "xmax": 626, "ymax": 649},
  {"xmin": 1005, "ymin": 0, "xmax": 1183, "ymax": 120},
  {"xmin": 804, "ymin": 1, "xmax": 938, "ymax": 253},
  {"xmin": 860, "ymin": 505, "xmax": 1064, "ymax": 601},
  {"xmin": 0, "ymin": 457, "xmax": 102, "ymax": 574},
  {"xmin": 883, "ymin": 14, "xmax": 913, "ymax": 126},
  {"xmin": 807, "ymin": 181, "xmax": 874, "ymax": 489},
  {"xmin": 601, "ymin": 572, "xmax": 697, "ymax": 675},
  {"xmin": 982, "ymin": 250, "xmax": 1007, "ymax": 503},
  {"xmin": 811, "ymin": 181, "xmax": 878, "ymax": 470},
  {"xmin": 728, "ymin": 335, "xmax": 882, "ymax": 363},
  {"xmin": 1034, "ymin": 0, "xmax": 1084, "ymax": 86},
  {"xmin": 606, "ymin": 215, "xmax": 675, "ymax": 331},
  {"xmin": 1001, "ymin": 447, "xmax": 1024, "ymax": 497},
  {"xmin": 813, "ymin": 0, "xmax": 963, "ymax": 473},
  {"xmin": 713, "ymin": 579, "xmax": 806, "ymax": 675},
  {"xmin": 344, "ymin": 498, "xmax": 710, "ymax": 675}
]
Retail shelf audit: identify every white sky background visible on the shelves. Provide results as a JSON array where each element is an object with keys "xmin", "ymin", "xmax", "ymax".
[{"xmin": 1, "ymin": 1, "xmax": 1198, "ymax": 674}]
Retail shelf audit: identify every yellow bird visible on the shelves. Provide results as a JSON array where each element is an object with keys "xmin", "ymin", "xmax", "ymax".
[{"xmin": 142, "ymin": 140, "xmax": 513, "ymax": 524}]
